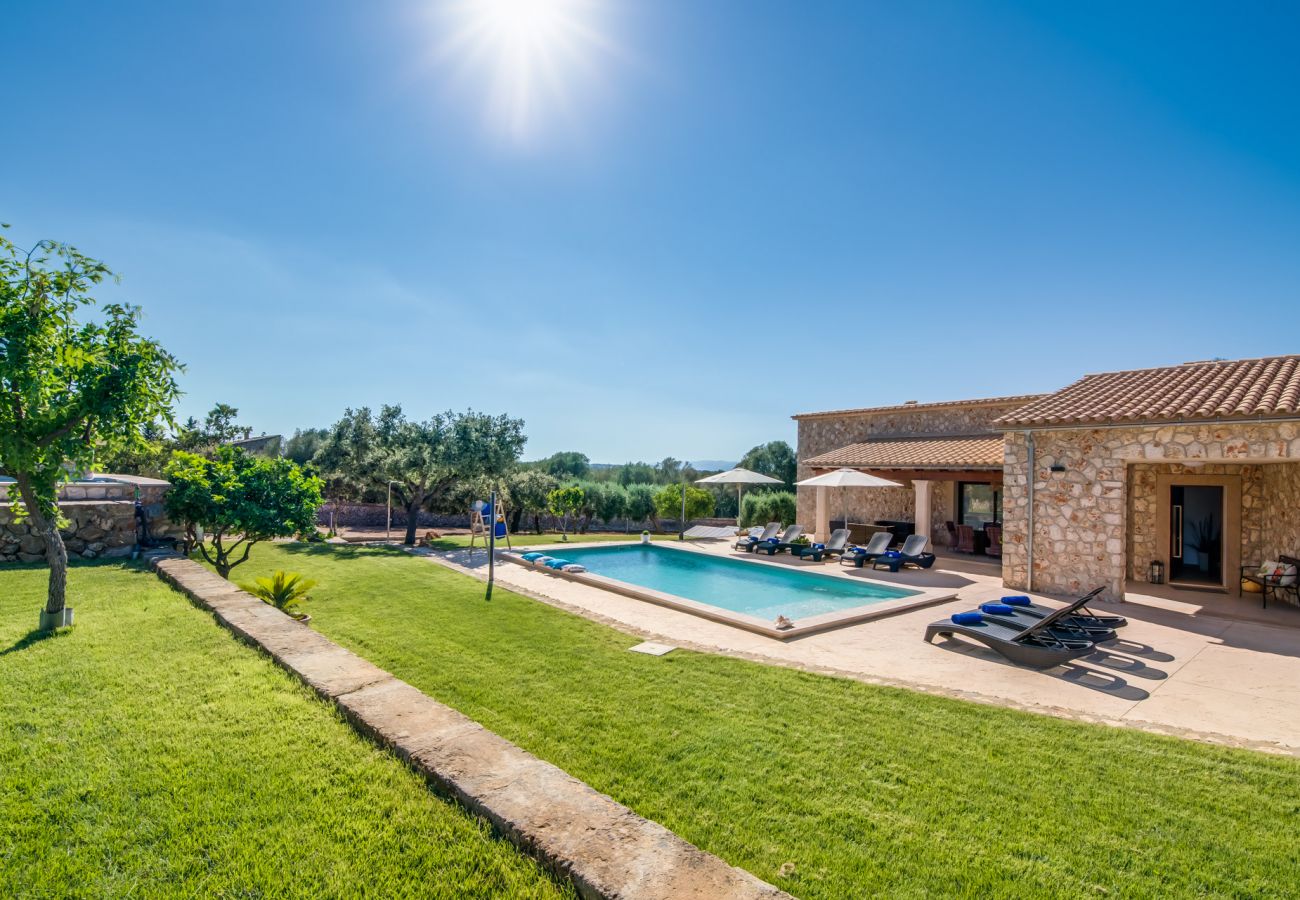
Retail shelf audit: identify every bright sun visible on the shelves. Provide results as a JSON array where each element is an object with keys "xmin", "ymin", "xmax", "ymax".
[{"xmin": 436, "ymin": 0, "xmax": 611, "ymax": 142}]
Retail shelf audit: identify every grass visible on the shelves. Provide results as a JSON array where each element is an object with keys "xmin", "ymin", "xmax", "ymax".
[
  {"xmin": 0, "ymin": 561, "xmax": 571, "ymax": 899},
  {"xmin": 228, "ymin": 543, "xmax": 1300, "ymax": 899},
  {"xmin": 422, "ymin": 531, "xmax": 696, "ymax": 551}
]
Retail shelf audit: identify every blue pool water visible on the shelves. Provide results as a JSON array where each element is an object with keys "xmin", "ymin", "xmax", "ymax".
[{"xmin": 545, "ymin": 544, "xmax": 917, "ymax": 621}]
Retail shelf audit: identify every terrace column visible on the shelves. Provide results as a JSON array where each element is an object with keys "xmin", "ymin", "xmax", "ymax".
[
  {"xmin": 815, "ymin": 486, "xmax": 829, "ymax": 542},
  {"xmin": 913, "ymin": 479, "xmax": 933, "ymax": 544}
]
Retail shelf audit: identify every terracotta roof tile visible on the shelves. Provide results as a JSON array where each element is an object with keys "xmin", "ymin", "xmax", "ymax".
[
  {"xmin": 997, "ymin": 356, "xmax": 1300, "ymax": 428},
  {"xmin": 792, "ymin": 395, "xmax": 1045, "ymax": 421},
  {"xmin": 804, "ymin": 435, "xmax": 1005, "ymax": 470}
]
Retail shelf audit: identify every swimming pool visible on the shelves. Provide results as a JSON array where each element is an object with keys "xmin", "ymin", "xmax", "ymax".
[{"xmin": 541, "ymin": 543, "xmax": 920, "ymax": 622}]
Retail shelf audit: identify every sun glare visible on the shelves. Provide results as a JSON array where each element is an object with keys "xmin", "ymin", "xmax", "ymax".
[{"xmin": 435, "ymin": 0, "xmax": 613, "ymax": 143}]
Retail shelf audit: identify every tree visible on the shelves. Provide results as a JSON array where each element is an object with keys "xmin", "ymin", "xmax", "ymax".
[
  {"xmin": 164, "ymin": 447, "xmax": 323, "ymax": 579},
  {"xmin": 540, "ymin": 451, "xmax": 590, "ymax": 479},
  {"xmin": 284, "ymin": 427, "xmax": 328, "ymax": 465},
  {"xmin": 624, "ymin": 483, "xmax": 657, "ymax": 531},
  {"xmin": 616, "ymin": 461, "xmax": 656, "ymax": 486},
  {"xmin": 315, "ymin": 405, "xmax": 525, "ymax": 546},
  {"xmin": 0, "ymin": 230, "xmax": 181, "ymax": 626},
  {"xmin": 655, "ymin": 457, "xmax": 683, "ymax": 484},
  {"xmin": 175, "ymin": 402, "xmax": 252, "ymax": 453},
  {"xmin": 507, "ymin": 469, "xmax": 559, "ymax": 533},
  {"xmin": 547, "ymin": 485, "xmax": 584, "ymax": 538},
  {"xmin": 739, "ymin": 440, "xmax": 797, "ymax": 487},
  {"xmin": 653, "ymin": 484, "xmax": 714, "ymax": 524},
  {"xmin": 596, "ymin": 482, "xmax": 629, "ymax": 530}
]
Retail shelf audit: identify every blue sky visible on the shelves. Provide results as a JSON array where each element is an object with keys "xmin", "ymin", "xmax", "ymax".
[{"xmin": 4, "ymin": 1, "xmax": 1298, "ymax": 462}]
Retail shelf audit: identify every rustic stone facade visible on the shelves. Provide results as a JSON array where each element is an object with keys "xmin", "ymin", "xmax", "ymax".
[
  {"xmin": 1002, "ymin": 423, "xmax": 1300, "ymax": 601},
  {"xmin": 795, "ymin": 399, "xmax": 1025, "ymax": 544},
  {"xmin": 0, "ymin": 475, "xmax": 177, "ymax": 563}
]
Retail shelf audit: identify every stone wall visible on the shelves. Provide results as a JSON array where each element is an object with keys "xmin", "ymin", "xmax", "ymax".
[
  {"xmin": 1261, "ymin": 464, "xmax": 1300, "ymax": 566},
  {"xmin": 795, "ymin": 399, "xmax": 1025, "ymax": 544},
  {"xmin": 1126, "ymin": 463, "xmax": 1267, "ymax": 583},
  {"xmin": 0, "ymin": 475, "xmax": 176, "ymax": 564},
  {"xmin": 817, "ymin": 481, "xmax": 955, "ymax": 540},
  {"xmin": 1002, "ymin": 422, "xmax": 1300, "ymax": 600}
]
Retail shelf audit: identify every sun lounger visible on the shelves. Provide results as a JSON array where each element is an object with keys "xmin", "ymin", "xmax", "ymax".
[
  {"xmin": 840, "ymin": 531, "xmax": 893, "ymax": 568},
  {"xmin": 796, "ymin": 529, "xmax": 850, "ymax": 562},
  {"xmin": 755, "ymin": 525, "xmax": 805, "ymax": 555},
  {"xmin": 999, "ymin": 589, "xmax": 1125, "ymax": 632},
  {"xmin": 923, "ymin": 599, "xmax": 1098, "ymax": 668},
  {"xmin": 974, "ymin": 600, "xmax": 1116, "ymax": 644},
  {"xmin": 736, "ymin": 522, "xmax": 780, "ymax": 552},
  {"xmin": 871, "ymin": 534, "xmax": 936, "ymax": 572}
]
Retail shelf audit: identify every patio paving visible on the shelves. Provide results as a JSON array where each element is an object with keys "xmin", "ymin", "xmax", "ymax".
[{"xmin": 432, "ymin": 540, "xmax": 1300, "ymax": 755}]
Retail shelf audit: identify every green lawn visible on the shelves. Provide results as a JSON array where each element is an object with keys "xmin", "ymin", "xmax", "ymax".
[
  {"xmin": 0, "ymin": 561, "xmax": 571, "ymax": 899},
  {"xmin": 424, "ymin": 531, "xmax": 696, "ymax": 551},
  {"xmin": 227, "ymin": 543, "xmax": 1300, "ymax": 899}
]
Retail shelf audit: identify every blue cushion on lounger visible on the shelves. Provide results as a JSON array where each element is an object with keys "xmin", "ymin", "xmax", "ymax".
[
  {"xmin": 543, "ymin": 558, "xmax": 570, "ymax": 569},
  {"xmin": 883, "ymin": 550, "xmax": 901, "ymax": 558},
  {"xmin": 521, "ymin": 552, "xmax": 544, "ymax": 561},
  {"xmin": 952, "ymin": 612, "xmax": 983, "ymax": 625},
  {"xmin": 980, "ymin": 603, "xmax": 1018, "ymax": 616},
  {"xmin": 812, "ymin": 543, "xmax": 825, "ymax": 550},
  {"xmin": 1002, "ymin": 595, "xmax": 1032, "ymax": 606}
]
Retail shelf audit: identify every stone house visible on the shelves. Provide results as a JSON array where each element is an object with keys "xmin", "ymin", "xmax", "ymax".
[
  {"xmin": 794, "ymin": 395, "xmax": 1044, "ymax": 546},
  {"xmin": 795, "ymin": 354, "xmax": 1300, "ymax": 605},
  {"xmin": 998, "ymin": 356, "xmax": 1300, "ymax": 601}
]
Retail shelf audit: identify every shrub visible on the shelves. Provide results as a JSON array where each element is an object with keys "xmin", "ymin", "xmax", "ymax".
[
  {"xmin": 739, "ymin": 491, "xmax": 797, "ymax": 528},
  {"xmin": 241, "ymin": 570, "xmax": 317, "ymax": 620},
  {"xmin": 653, "ymin": 485, "xmax": 714, "ymax": 522}
]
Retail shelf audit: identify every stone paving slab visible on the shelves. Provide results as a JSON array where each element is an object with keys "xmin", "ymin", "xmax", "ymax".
[{"xmin": 149, "ymin": 554, "xmax": 787, "ymax": 900}]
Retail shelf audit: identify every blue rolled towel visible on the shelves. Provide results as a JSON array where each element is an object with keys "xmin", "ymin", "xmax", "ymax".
[
  {"xmin": 980, "ymin": 603, "xmax": 1018, "ymax": 616},
  {"xmin": 521, "ymin": 552, "xmax": 544, "ymax": 561},
  {"xmin": 1002, "ymin": 595, "xmax": 1032, "ymax": 606},
  {"xmin": 952, "ymin": 611, "xmax": 983, "ymax": 625},
  {"xmin": 812, "ymin": 543, "xmax": 825, "ymax": 550}
]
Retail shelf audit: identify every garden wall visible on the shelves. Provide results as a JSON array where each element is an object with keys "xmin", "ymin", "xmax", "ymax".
[{"xmin": 0, "ymin": 475, "xmax": 177, "ymax": 563}]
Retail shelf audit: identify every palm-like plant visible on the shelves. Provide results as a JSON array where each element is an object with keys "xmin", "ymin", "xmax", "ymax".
[{"xmin": 241, "ymin": 571, "xmax": 317, "ymax": 620}]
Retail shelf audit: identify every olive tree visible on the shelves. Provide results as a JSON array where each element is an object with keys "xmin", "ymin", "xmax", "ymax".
[
  {"xmin": 164, "ymin": 447, "xmax": 323, "ymax": 578},
  {"xmin": 316, "ymin": 405, "xmax": 525, "ymax": 546},
  {"xmin": 0, "ymin": 230, "xmax": 181, "ymax": 629},
  {"xmin": 508, "ymin": 468, "xmax": 558, "ymax": 533}
]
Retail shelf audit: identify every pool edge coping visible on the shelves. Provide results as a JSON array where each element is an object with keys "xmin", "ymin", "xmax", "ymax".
[{"xmin": 500, "ymin": 541, "xmax": 959, "ymax": 640}]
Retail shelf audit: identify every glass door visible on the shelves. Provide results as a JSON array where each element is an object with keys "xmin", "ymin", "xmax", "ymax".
[{"xmin": 1169, "ymin": 485, "xmax": 1224, "ymax": 586}]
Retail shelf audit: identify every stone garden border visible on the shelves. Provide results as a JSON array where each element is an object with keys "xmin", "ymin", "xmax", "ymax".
[{"xmin": 150, "ymin": 554, "xmax": 788, "ymax": 900}]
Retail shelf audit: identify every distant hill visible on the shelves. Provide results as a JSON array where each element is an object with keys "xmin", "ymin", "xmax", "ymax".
[
  {"xmin": 690, "ymin": 460, "xmax": 737, "ymax": 472},
  {"xmin": 587, "ymin": 460, "xmax": 737, "ymax": 472}
]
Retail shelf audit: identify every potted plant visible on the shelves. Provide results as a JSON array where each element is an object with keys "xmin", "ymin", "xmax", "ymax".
[
  {"xmin": 241, "ymin": 570, "xmax": 317, "ymax": 624},
  {"xmin": 640, "ymin": 530, "xmax": 651, "ymax": 544}
]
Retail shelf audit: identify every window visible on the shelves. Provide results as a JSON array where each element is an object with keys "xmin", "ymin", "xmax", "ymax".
[{"xmin": 958, "ymin": 482, "xmax": 1001, "ymax": 527}]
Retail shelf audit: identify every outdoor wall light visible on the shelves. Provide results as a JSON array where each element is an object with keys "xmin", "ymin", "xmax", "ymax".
[{"xmin": 1049, "ymin": 464, "xmax": 1067, "ymax": 473}]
